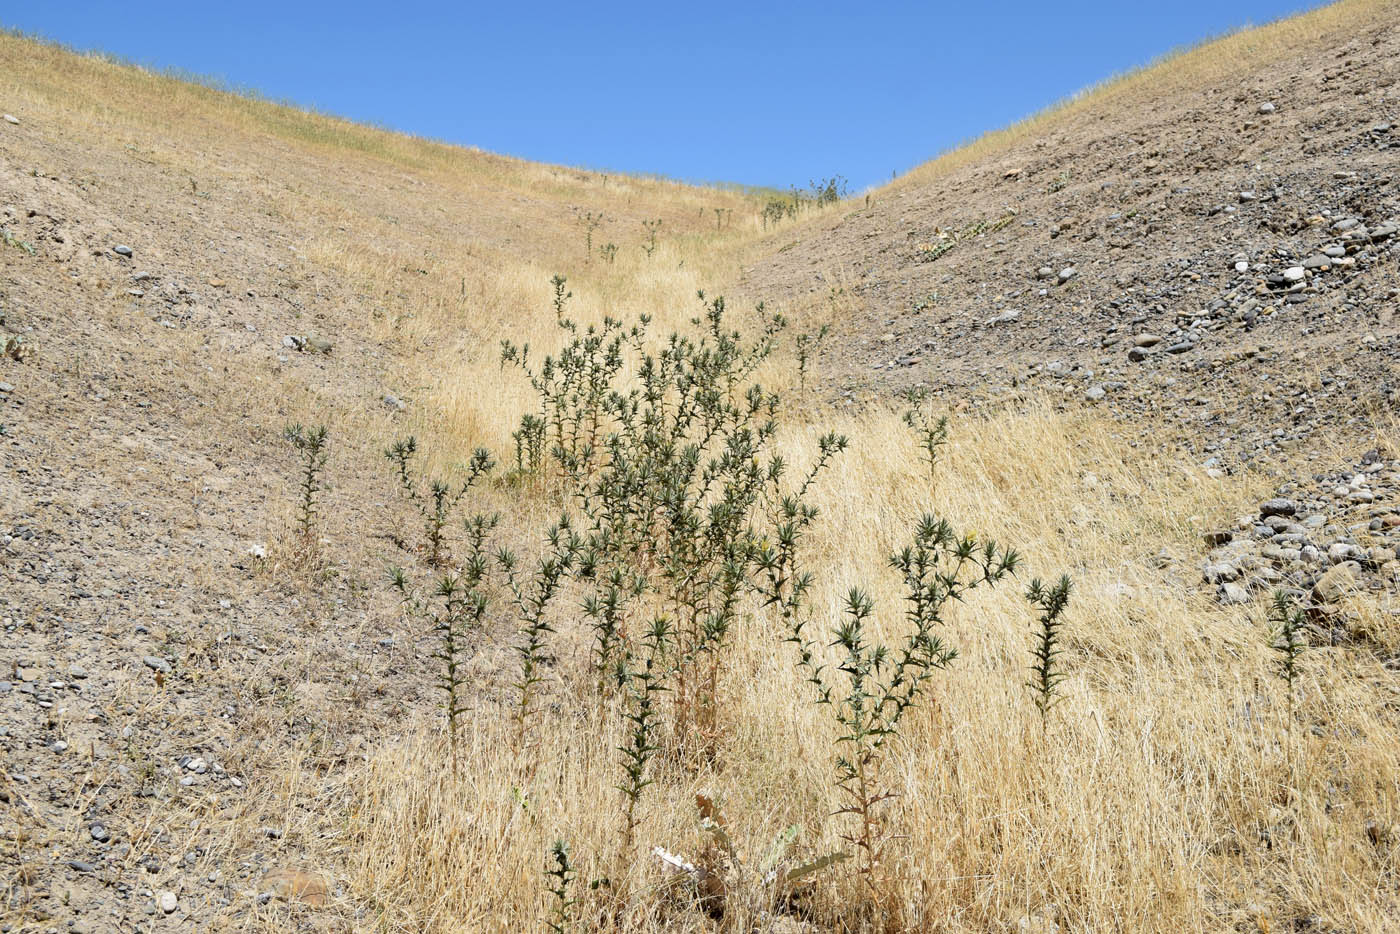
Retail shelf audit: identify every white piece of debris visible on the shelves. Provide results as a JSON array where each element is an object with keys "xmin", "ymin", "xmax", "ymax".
[{"xmin": 3, "ymin": 114, "xmax": 18, "ymax": 125}]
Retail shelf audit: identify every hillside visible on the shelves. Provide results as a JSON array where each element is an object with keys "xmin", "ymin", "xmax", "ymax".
[
  {"xmin": 748, "ymin": 0, "xmax": 1400, "ymax": 466},
  {"xmin": 2, "ymin": 5, "xmax": 1399, "ymax": 933}
]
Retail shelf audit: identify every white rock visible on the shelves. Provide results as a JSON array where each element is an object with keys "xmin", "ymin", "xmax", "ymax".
[
  {"xmin": 158, "ymin": 891, "xmax": 178, "ymax": 914},
  {"xmin": 2, "ymin": 114, "xmax": 18, "ymax": 125},
  {"xmin": 1283, "ymin": 266, "xmax": 1306, "ymax": 282}
]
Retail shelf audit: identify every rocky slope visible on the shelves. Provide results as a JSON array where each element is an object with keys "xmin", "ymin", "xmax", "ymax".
[{"xmin": 746, "ymin": 9, "xmax": 1400, "ymax": 469}]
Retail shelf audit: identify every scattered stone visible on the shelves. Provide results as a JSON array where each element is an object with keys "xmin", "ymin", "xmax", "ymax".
[
  {"xmin": 1085, "ymin": 385, "xmax": 1106, "ymax": 401},
  {"xmin": 1057, "ymin": 267, "xmax": 1077, "ymax": 283},
  {"xmin": 1257, "ymin": 102, "xmax": 1276, "ymax": 114},
  {"xmin": 303, "ymin": 333, "xmax": 333, "ymax": 354},
  {"xmin": 2, "ymin": 114, "xmax": 18, "ymax": 125},
  {"xmin": 1133, "ymin": 334, "xmax": 1161, "ymax": 348},
  {"xmin": 1313, "ymin": 562, "xmax": 1358, "ymax": 604},
  {"xmin": 1220, "ymin": 582, "xmax": 1251, "ymax": 604},
  {"xmin": 157, "ymin": 891, "xmax": 178, "ymax": 914},
  {"xmin": 265, "ymin": 867, "xmax": 330, "ymax": 908},
  {"xmin": 1260, "ymin": 499, "xmax": 1297, "ymax": 517},
  {"xmin": 1204, "ymin": 562, "xmax": 1241, "ymax": 583},
  {"xmin": 142, "ymin": 655, "xmax": 171, "ymax": 674},
  {"xmin": 383, "ymin": 393, "xmax": 406, "ymax": 411},
  {"xmin": 112, "ymin": 245, "xmax": 133, "ymax": 257}
]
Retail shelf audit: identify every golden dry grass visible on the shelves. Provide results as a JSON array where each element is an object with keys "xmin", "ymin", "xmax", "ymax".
[
  {"xmin": 343, "ymin": 400, "xmax": 1400, "ymax": 932},
  {"xmin": 4, "ymin": 8, "xmax": 1398, "ymax": 931}
]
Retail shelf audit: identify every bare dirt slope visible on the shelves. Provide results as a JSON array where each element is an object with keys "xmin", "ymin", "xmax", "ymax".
[
  {"xmin": 0, "ymin": 36, "xmax": 753, "ymax": 933},
  {"xmin": 746, "ymin": 5, "xmax": 1400, "ymax": 466}
]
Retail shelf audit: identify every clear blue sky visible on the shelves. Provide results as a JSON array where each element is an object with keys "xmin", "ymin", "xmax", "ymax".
[{"xmin": 4, "ymin": 1, "xmax": 1325, "ymax": 191}]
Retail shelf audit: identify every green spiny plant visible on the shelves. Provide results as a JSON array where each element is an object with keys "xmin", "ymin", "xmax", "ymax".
[
  {"xmin": 388, "ymin": 514, "xmax": 496, "ymax": 773},
  {"xmin": 499, "ymin": 284, "xmax": 847, "ymax": 770},
  {"xmin": 900, "ymin": 388, "xmax": 949, "ymax": 482},
  {"xmin": 544, "ymin": 840, "xmax": 577, "ymax": 934},
  {"xmin": 1269, "ymin": 589, "xmax": 1308, "ymax": 781},
  {"xmin": 617, "ymin": 616, "xmax": 670, "ymax": 851},
  {"xmin": 1025, "ymin": 575, "xmax": 1072, "ymax": 729},
  {"xmin": 641, "ymin": 218, "xmax": 662, "ymax": 257},
  {"xmin": 600, "ymin": 242, "xmax": 618, "ymax": 265},
  {"xmin": 786, "ymin": 517, "xmax": 1017, "ymax": 893},
  {"xmin": 578, "ymin": 210, "xmax": 605, "ymax": 260},
  {"xmin": 551, "ymin": 274, "xmax": 572, "ymax": 319},
  {"xmin": 283, "ymin": 423, "xmax": 330, "ymax": 544},
  {"xmin": 581, "ymin": 567, "xmax": 646, "ymax": 688},
  {"xmin": 794, "ymin": 324, "xmax": 830, "ymax": 393},
  {"xmin": 500, "ymin": 515, "xmax": 581, "ymax": 746},
  {"xmin": 809, "ymin": 176, "xmax": 847, "ymax": 207},
  {"xmin": 384, "ymin": 436, "xmax": 495, "ymax": 566}
]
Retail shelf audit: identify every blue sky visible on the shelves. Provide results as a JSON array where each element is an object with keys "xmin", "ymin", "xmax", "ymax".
[{"xmin": 4, "ymin": 1, "xmax": 1324, "ymax": 190}]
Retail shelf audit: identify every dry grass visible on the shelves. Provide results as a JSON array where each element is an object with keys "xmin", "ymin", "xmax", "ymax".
[
  {"xmin": 344, "ymin": 402, "xmax": 1400, "ymax": 932},
  {"xmin": 3, "ymin": 9, "xmax": 1398, "ymax": 932}
]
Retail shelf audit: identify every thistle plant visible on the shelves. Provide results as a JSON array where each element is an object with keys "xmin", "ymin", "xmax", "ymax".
[
  {"xmin": 578, "ymin": 210, "xmax": 604, "ymax": 260},
  {"xmin": 384, "ymin": 436, "xmax": 495, "ymax": 565},
  {"xmin": 1269, "ymin": 589, "xmax": 1308, "ymax": 778},
  {"xmin": 641, "ymin": 218, "xmax": 661, "ymax": 257},
  {"xmin": 810, "ymin": 176, "xmax": 848, "ymax": 206},
  {"xmin": 283, "ymin": 423, "xmax": 329, "ymax": 543},
  {"xmin": 786, "ymin": 517, "xmax": 1018, "ymax": 890},
  {"xmin": 617, "ymin": 617, "xmax": 671, "ymax": 851},
  {"xmin": 794, "ymin": 324, "xmax": 830, "ymax": 393},
  {"xmin": 500, "ymin": 515, "xmax": 581, "ymax": 745},
  {"xmin": 551, "ymin": 274, "xmax": 572, "ymax": 319},
  {"xmin": 387, "ymin": 514, "xmax": 496, "ymax": 773},
  {"xmin": 1025, "ymin": 575, "xmax": 1072, "ymax": 729},
  {"xmin": 499, "ymin": 283, "xmax": 845, "ymax": 766},
  {"xmin": 544, "ymin": 840, "xmax": 577, "ymax": 934},
  {"xmin": 900, "ymin": 388, "xmax": 949, "ymax": 481},
  {"xmin": 581, "ymin": 567, "xmax": 646, "ymax": 687}
]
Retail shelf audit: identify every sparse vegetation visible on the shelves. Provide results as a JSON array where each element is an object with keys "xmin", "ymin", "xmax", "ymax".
[
  {"xmin": 544, "ymin": 841, "xmax": 577, "ymax": 934},
  {"xmin": 384, "ymin": 436, "xmax": 495, "ymax": 566},
  {"xmin": 641, "ymin": 218, "xmax": 661, "ymax": 257},
  {"xmin": 795, "ymin": 323, "xmax": 829, "ymax": 393},
  {"xmin": 789, "ymin": 518, "xmax": 1018, "ymax": 900},
  {"xmin": 577, "ymin": 209, "xmax": 605, "ymax": 260},
  {"xmin": 901, "ymin": 387, "xmax": 950, "ymax": 481},
  {"xmin": 283, "ymin": 422, "xmax": 329, "ymax": 544},
  {"xmin": 388, "ymin": 513, "xmax": 496, "ymax": 771},
  {"xmin": 1025, "ymin": 575, "xmax": 1072, "ymax": 728},
  {"xmin": 13, "ymin": 8, "xmax": 1400, "ymax": 931}
]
